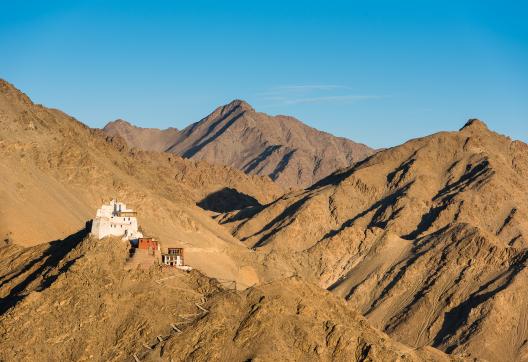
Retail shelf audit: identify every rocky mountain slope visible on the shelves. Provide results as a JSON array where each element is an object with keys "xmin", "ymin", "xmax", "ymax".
[
  {"xmin": 0, "ymin": 235, "xmax": 455, "ymax": 362},
  {"xmin": 104, "ymin": 100, "xmax": 374, "ymax": 189},
  {"xmin": 219, "ymin": 119, "xmax": 528, "ymax": 361},
  {"xmin": 159, "ymin": 277, "xmax": 455, "ymax": 362},
  {"xmin": 1, "ymin": 78, "xmax": 516, "ymax": 361},
  {"xmin": 0, "ymin": 79, "xmax": 285, "ymax": 287}
]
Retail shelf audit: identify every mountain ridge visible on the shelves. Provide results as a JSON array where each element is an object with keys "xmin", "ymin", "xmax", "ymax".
[
  {"xmin": 0, "ymin": 78, "xmax": 458, "ymax": 361},
  {"xmin": 2, "ymin": 77, "xmax": 522, "ymax": 361},
  {"xmin": 217, "ymin": 118, "xmax": 528, "ymax": 360},
  {"xmin": 103, "ymin": 99, "xmax": 375, "ymax": 189}
]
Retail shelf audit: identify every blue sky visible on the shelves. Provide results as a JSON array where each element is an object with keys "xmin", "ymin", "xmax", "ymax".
[{"xmin": 1, "ymin": 1, "xmax": 526, "ymax": 148}]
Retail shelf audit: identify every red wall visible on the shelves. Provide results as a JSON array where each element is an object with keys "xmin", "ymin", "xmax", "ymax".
[{"xmin": 138, "ymin": 238, "xmax": 158, "ymax": 250}]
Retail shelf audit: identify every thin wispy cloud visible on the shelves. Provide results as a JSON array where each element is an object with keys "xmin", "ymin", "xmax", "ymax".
[
  {"xmin": 256, "ymin": 84, "xmax": 350, "ymax": 97},
  {"xmin": 273, "ymin": 85, "xmax": 352, "ymax": 92},
  {"xmin": 280, "ymin": 95, "xmax": 381, "ymax": 105},
  {"xmin": 256, "ymin": 84, "xmax": 381, "ymax": 106}
]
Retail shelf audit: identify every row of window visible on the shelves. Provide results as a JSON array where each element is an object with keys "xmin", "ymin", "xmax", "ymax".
[
  {"xmin": 110, "ymin": 223, "xmax": 132, "ymax": 228},
  {"xmin": 110, "ymin": 216, "xmax": 132, "ymax": 221}
]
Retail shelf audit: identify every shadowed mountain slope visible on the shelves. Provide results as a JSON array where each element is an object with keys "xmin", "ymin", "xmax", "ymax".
[
  {"xmin": 104, "ymin": 100, "xmax": 374, "ymax": 189},
  {"xmin": 219, "ymin": 119, "xmax": 528, "ymax": 361}
]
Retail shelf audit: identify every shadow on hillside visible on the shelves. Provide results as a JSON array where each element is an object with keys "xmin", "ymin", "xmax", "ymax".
[
  {"xmin": 403, "ymin": 159, "xmax": 491, "ymax": 241},
  {"xmin": 432, "ymin": 250, "xmax": 528, "ymax": 351},
  {"xmin": 306, "ymin": 152, "xmax": 376, "ymax": 191},
  {"xmin": 249, "ymin": 195, "xmax": 311, "ymax": 249},
  {"xmin": 0, "ymin": 221, "xmax": 92, "ymax": 316},
  {"xmin": 243, "ymin": 145, "xmax": 282, "ymax": 174},
  {"xmin": 197, "ymin": 187, "xmax": 261, "ymax": 213},
  {"xmin": 182, "ymin": 110, "xmax": 244, "ymax": 158}
]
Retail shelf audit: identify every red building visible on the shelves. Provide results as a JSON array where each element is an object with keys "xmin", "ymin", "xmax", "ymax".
[{"xmin": 138, "ymin": 237, "xmax": 159, "ymax": 251}]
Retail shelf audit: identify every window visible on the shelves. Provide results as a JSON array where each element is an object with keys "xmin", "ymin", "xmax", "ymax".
[{"xmin": 168, "ymin": 248, "xmax": 182, "ymax": 255}]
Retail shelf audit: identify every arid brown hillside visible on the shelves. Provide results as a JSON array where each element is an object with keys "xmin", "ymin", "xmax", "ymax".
[
  {"xmin": 159, "ymin": 277, "xmax": 456, "ymax": 362},
  {"xmin": 0, "ymin": 79, "xmax": 284, "ymax": 287},
  {"xmin": 0, "ymin": 234, "xmax": 220, "ymax": 361},
  {"xmin": 103, "ymin": 119, "xmax": 180, "ymax": 152},
  {"xmin": 104, "ymin": 100, "xmax": 374, "ymax": 189},
  {"xmin": 0, "ymin": 234, "xmax": 455, "ymax": 362},
  {"xmin": 220, "ymin": 120, "xmax": 528, "ymax": 361}
]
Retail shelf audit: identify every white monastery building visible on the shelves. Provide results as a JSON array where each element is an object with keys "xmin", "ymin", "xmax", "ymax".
[{"xmin": 90, "ymin": 199, "xmax": 143, "ymax": 240}]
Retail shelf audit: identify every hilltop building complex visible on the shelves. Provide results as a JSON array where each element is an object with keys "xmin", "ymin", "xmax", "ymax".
[
  {"xmin": 90, "ymin": 199, "xmax": 191, "ymax": 270},
  {"xmin": 90, "ymin": 199, "xmax": 143, "ymax": 240}
]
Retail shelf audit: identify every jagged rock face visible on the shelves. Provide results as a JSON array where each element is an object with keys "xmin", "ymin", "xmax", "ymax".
[
  {"xmin": 221, "ymin": 120, "xmax": 528, "ymax": 360},
  {"xmin": 104, "ymin": 100, "xmax": 375, "ymax": 189}
]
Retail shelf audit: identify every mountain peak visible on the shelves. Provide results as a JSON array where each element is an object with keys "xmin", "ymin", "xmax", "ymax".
[
  {"xmin": 204, "ymin": 99, "xmax": 255, "ymax": 122},
  {"xmin": 460, "ymin": 118, "xmax": 489, "ymax": 132},
  {"xmin": 103, "ymin": 97, "xmax": 374, "ymax": 188},
  {"xmin": 104, "ymin": 119, "xmax": 133, "ymax": 129},
  {"xmin": 224, "ymin": 99, "xmax": 254, "ymax": 112}
]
